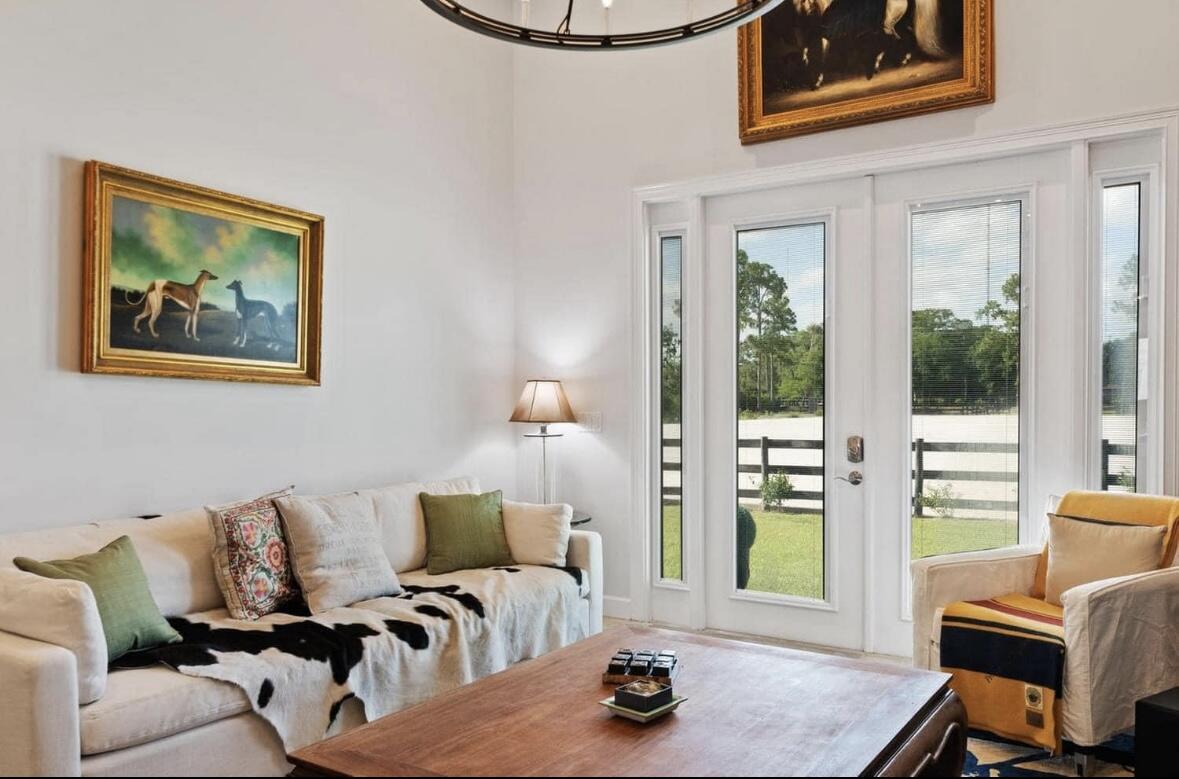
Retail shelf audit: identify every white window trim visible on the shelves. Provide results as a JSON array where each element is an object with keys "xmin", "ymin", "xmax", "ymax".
[
  {"xmin": 650, "ymin": 224, "xmax": 688, "ymax": 591},
  {"xmin": 1087, "ymin": 166, "xmax": 1164, "ymax": 494}
]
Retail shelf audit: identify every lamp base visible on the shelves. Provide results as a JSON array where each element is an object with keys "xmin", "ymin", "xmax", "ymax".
[{"xmin": 521, "ymin": 426, "xmax": 561, "ymax": 503}]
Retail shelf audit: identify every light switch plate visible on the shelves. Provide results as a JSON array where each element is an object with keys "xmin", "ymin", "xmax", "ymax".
[{"xmin": 575, "ymin": 412, "xmax": 602, "ymax": 433}]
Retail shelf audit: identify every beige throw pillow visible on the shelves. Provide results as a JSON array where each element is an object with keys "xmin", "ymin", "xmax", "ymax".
[
  {"xmin": 275, "ymin": 492, "xmax": 400, "ymax": 613},
  {"xmin": 1045, "ymin": 513, "xmax": 1166, "ymax": 605},
  {"xmin": 502, "ymin": 500, "xmax": 572, "ymax": 567}
]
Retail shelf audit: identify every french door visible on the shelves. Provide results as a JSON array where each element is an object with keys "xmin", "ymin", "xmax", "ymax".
[
  {"xmin": 650, "ymin": 147, "xmax": 1080, "ymax": 656},
  {"xmin": 700, "ymin": 177, "xmax": 871, "ymax": 650}
]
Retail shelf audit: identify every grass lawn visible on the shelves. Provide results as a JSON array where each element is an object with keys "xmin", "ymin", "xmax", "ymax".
[{"xmin": 660, "ymin": 505, "xmax": 1016, "ymax": 599}]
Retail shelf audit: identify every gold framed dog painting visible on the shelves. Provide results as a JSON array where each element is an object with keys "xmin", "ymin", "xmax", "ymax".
[
  {"xmin": 738, "ymin": 0, "xmax": 994, "ymax": 144},
  {"xmin": 83, "ymin": 162, "xmax": 323, "ymax": 385}
]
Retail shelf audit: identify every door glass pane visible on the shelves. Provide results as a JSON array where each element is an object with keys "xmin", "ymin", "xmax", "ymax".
[
  {"xmin": 735, "ymin": 223, "xmax": 825, "ymax": 598},
  {"xmin": 660, "ymin": 235, "xmax": 683, "ymax": 580},
  {"xmin": 911, "ymin": 201, "xmax": 1021, "ymax": 559},
  {"xmin": 1100, "ymin": 184, "xmax": 1142, "ymax": 492}
]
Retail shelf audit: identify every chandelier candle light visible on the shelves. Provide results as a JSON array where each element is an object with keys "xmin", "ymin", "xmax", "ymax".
[
  {"xmin": 510, "ymin": 380, "xmax": 578, "ymax": 504},
  {"xmin": 418, "ymin": 0, "xmax": 785, "ymax": 51}
]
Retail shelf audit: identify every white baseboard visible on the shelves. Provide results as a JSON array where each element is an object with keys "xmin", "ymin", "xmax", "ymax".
[{"xmin": 602, "ymin": 595, "xmax": 632, "ymax": 620}]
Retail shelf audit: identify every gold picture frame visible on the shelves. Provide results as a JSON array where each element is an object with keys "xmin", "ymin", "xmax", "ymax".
[
  {"xmin": 739, "ymin": 0, "xmax": 994, "ymax": 144},
  {"xmin": 83, "ymin": 162, "xmax": 323, "ymax": 385}
]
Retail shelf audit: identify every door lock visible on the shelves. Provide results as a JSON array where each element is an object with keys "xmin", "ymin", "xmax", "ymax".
[
  {"xmin": 847, "ymin": 435, "xmax": 864, "ymax": 463},
  {"xmin": 836, "ymin": 470, "xmax": 864, "ymax": 486}
]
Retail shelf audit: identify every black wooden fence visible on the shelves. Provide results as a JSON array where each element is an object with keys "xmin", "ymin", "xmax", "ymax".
[{"xmin": 661, "ymin": 437, "xmax": 1133, "ymax": 516}]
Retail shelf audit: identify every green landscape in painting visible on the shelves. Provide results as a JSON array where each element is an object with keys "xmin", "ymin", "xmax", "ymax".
[{"xmin": 109, "ymin": 195, "xmax": 300, "ymax": 364}]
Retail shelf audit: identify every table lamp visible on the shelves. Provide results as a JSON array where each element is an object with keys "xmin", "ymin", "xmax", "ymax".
[{"xmin": 510, "ymin": 379, "xmax": 577, "ymax": 503}]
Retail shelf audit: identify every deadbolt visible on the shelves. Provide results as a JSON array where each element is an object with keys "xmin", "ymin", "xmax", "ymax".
[{"xmin": 847, "ymin": 435, "xmax": 864, "ymax": 463}]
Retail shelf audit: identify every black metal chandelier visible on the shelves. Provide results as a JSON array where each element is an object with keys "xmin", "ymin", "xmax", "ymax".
[{"xmin": 418, "ymin": 0, "xmax": 785, "ymax": 51}]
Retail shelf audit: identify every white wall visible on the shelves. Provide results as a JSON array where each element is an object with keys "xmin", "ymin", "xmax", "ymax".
[
  {"xmin": 0, "ymin": 0, "xmax": 519, "ymax": 526},
  {"xmin": 6, "ymin": 0, "xmax": 1179, "ymax": 608},
  {"xmin": 511, "ymin": 0, "xmax": 1179, "ymax": 607}
]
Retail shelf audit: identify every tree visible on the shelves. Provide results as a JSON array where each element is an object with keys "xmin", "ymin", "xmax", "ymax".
[
  {"xmin": 970, "ymin": 273, "xmax": 1020, "ymax": 406},
  {"xmin": 660, "ymin": 324, "xmax": 681, "ymax": 422},
  {"xmin": 777, "ymin": 323, "xmax": 824, "ymax": 408},
  {"xmin": 1104, "ymin": 254, "xmax": 1139, "ymax": 413},
  {"xmin": 737, "ymin": 249, "xmax": 798, "ymax": 412},
  {"xmin": 911, "ymin": 308, "xmax": 977, "ymax": 409},
  {"xmin": 1111, "ymin": 254, "xmax": 1139, "ymax": 322}
]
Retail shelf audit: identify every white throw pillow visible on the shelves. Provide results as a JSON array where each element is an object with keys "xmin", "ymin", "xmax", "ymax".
[
  {"xmin": 0, "ymin": 568, "xmax": 108, "ymax": 703},
  {"xmin": 1045, "ymin": 513, "xmax": 1166, "ymax": 605},
  {"xmin": 275, "ymin": 492, "xmax": 401, "ymax": 613},
  {"xmin": 502, "ymin": 500, "xmax": 572, "ymax": 567}
]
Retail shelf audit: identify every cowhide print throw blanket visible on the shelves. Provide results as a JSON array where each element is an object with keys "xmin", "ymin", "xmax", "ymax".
[{"xmin": 116, "ymin": 565, "xmax": 589, "ymax": 751}]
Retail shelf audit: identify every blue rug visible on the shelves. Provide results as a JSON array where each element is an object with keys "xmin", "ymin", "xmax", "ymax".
[{"xmin": 964, "ymin": 732, "xmax": 1134, "ymax": 777}]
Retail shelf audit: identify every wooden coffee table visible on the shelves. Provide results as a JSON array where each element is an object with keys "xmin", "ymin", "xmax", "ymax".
[{"xmin": 288, "ymin": 625, "xmax": 966, "ymax": 777}]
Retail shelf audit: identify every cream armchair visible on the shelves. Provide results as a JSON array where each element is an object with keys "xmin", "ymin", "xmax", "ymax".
[{"xmin": 912, "ymin": 545, "xmax": 1179, "ymax": 747}]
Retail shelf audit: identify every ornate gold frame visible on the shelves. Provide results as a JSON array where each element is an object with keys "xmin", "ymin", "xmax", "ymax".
[
  {"xmin": 83, "ymin": 162, "xmax": 324, "ymax": 385},
  {"xmin": 739, "ymin": 0, "xmax": 993, "ymax": 144}
]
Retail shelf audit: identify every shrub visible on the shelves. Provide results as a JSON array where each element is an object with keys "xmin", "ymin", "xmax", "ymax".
[
  {"xmin": 761, "ymin": 473, "xmax": 794, "ymax": 511},
  {"xmin": 918, "ymin": 483, "xmax": 957, "ymax": 518},
  {"xmin": 1115, "ymin": 468, "xmax": 1136, "ymax": 492}
]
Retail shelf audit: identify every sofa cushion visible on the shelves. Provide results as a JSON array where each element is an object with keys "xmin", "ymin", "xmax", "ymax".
[
  {"xmin": 276, "ymin": 492, "xmax": 401, "ymax": 613},
  {"xmin": 80, "ymin": 666, "xmax": 250, "ymax": 756},
  {"xmin": 15, "ymin": 536, "xmax": 181, "ymax": 661},
  {"xmin": 0, "ymin": 507, "xmax": 223, "ymax": 617},
  {"xmin": 361, "ymin": 476, "xmax": 480, "ymax": 573}
]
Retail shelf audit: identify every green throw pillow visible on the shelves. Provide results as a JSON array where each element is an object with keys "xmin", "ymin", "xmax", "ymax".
[
  {"xmin": 420, "ymin": 490, "xmax": 514, "ymax": 575},
  {"xmin": 14, "ymin": 535, "xmax": 181, "ymax": 661}
]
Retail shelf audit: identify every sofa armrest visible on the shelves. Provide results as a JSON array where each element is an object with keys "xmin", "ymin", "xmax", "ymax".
[
  {"xmin": 1061, "ymin": 566, "xmax": 1179, "ymax": 746},
  {"xmin": 0, "ymin": 568, "xmax": 107, "ymax": 703},
  {"xmin": 566, "ymin": 530, "xmax": 603, "ymax": 635},
  {"xmin": 0, "ymin": 630, "xmax": 81, "ymax": 776},
  {"xmin": 910, "ymin": 545, "xmax": 1042, "ymax": 668}
]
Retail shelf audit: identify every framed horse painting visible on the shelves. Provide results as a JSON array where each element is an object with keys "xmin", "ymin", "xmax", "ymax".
[
  {"xmin": 83, "ymin": 162, "xmax": 323, "ymax": 385},
  {"xmin": 739, "ymin": 0, "xmax": 994, "ymax": 144}
]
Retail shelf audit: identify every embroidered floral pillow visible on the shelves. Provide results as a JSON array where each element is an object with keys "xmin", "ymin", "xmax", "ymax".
[{"xmin": 207, "ymin": 490, "xmax": 298, "ymax": 620}]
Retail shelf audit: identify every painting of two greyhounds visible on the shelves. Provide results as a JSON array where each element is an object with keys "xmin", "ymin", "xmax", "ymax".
[
  {"xmin": 84, "ymin": 162, "xmax": 323, "ymax": 385},
  {"xmin": 125, "ymin": 272, "xmax": 284, "ymax": 351}
]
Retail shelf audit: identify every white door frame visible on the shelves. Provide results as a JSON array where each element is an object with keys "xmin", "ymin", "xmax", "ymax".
[{"xmin": 629, "ymin": 108, "xmax": 1179, "ymax": 646}]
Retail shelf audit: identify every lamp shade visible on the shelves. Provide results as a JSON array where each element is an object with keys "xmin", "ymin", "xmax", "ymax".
[{"xmin": 510, "ymin": 380, "xmax": 577, "ymax": 424}]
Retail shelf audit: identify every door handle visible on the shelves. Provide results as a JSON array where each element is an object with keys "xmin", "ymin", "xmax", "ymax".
[{"xmin": 835, "ymin": 470, "xmax": 864, "ymax": 486}]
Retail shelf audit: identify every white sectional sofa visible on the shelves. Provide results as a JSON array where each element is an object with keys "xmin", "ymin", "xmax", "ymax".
[{"xmin": 0, "ymin": 477, "xmax": 603, "ymax": 776}]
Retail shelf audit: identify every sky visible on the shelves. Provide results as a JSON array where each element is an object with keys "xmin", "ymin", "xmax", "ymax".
[
  {"xmin": 661, "ymin": 235, "xmax": 682, "ymax": 336},
  {"xmin": 110, "ymin": 196, "xmax": 300, "ymax": 313},
  {"xmin": 1101, "ymin": 183, "xmax": 1141, "ymax": 343},
  {"xmin": 911, "ymin": 201, "xmax": 1022, "ymax": 321},
  {"xmin": 665, "ymin": 191, "xmax": 1138, "ymax": 344}
]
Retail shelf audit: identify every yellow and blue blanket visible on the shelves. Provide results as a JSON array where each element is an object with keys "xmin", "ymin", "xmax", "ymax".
[{"xmin": 940, "ymin": 594, "xmax": 1065, "ymax": 753}]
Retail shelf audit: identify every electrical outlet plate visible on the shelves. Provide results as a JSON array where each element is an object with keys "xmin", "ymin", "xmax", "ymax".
[{"xmin": 575, "ymin": 411, "xmax": 602, "ymax": 433}]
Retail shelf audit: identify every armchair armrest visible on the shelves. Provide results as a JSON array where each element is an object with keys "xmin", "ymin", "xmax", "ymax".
[
  {"xmin": 566, "ymin": 530, "xmax": 603, "ymax": 635},
  {"xmin": 0, "ymin": 630, "xmax": 81, "ymax": 776},
  {"xmin": 910, "ymin": 545, "xmax": 1042, "ymax": 668},
  {"xmin": 1061, "ymin": 566, "xmax": 1179, "ymax": 746}
]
